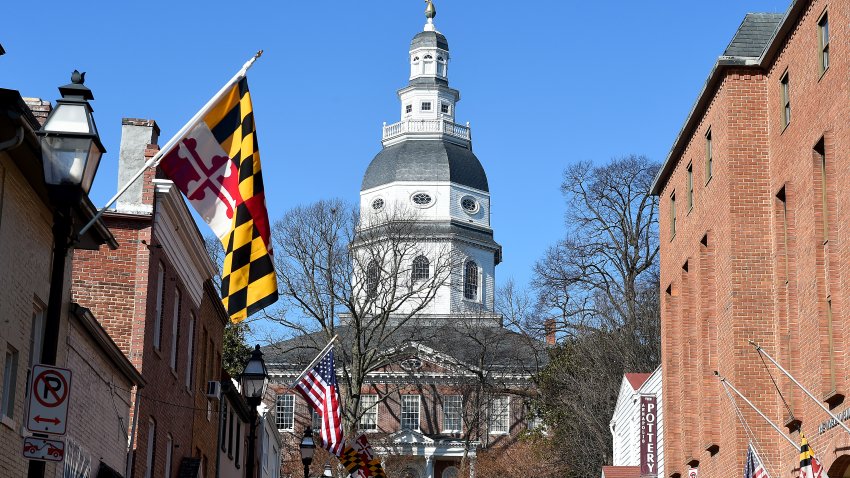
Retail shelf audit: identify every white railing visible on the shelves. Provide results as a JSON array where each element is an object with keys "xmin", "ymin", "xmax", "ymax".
[{"xmin": 382, "ymin": 118, "xmax": 471, "ymax": 142}]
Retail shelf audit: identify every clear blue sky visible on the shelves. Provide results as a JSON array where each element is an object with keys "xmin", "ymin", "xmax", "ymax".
[{"xmin": 3, "ymin": 0, "xmax": 789, "ymax": 293}]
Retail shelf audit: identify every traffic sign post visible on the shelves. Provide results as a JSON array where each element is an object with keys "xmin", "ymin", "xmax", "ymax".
[
  {"xmin": 22, "ymin": 437, "xmax": 65, "ymax": 463},
  {"xmin": 26, "ymin": 365, "xmax": 72, "ymax": 435}
]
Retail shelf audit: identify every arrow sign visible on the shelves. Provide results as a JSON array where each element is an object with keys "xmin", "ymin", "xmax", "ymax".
[
  {"xmin": 33, "ymin": 416, "xmax": 61, "ymax": 425},
  {"xmin": 26, "ymin": 365, "xmax": 72, "ymax": 435}
]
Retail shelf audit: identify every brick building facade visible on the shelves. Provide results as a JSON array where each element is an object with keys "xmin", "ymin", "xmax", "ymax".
[
  {"xmin": 651, "ymin": 1, "xmax": 850, "ymax": 476},
  {"xmin": 72, "ymin": 118, "xmax": 227, "ymax": 477},
  {"xmin": 0, "ymin": 87, "xmax": 133, "ymax": 476}
]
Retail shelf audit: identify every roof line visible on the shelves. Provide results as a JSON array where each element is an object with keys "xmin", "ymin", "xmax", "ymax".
[{"xmin": 650, "ymin": 2, "xmax": 803, "ymax": 196}]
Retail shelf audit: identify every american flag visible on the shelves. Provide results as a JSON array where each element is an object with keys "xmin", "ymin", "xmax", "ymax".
[
  {"xmin": 744, "ymin": 443, "xmax": 769, "ymax": 478},
  {"xmin": 800, "ymin": 435, "xmax": 829, "ymax": 478},
  {"xmin": 295, "ymin": 346, "xmax": 344, "ymax": 455}
]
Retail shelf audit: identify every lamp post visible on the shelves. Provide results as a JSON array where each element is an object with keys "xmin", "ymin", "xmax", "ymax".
[
  {"xmin": 27, "ymin": 70, "xmax": 105, "ymax": 478},
  {"xmin": 241, "ymin": 345, "xmax": 269, "ymax": 478},
  {"xmin": 323, "ymin": 464, "xmax": 333, "ymax": 477},
  {"xmin": 299, "ymin": 427, "xmax": 315, "ymax": 478}
]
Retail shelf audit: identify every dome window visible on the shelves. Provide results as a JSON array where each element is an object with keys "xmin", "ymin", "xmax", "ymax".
[
  {"xmin": 437, "ymin": 56, "xmax": 444, "ymax": 61},
  {"xmin": 424, "ymin": 55, "xmax": 433, "ymax": 60},
  {"xmin": 464, "ymin": 260, "xmax": 479, "ymax": 300},
  {"xmin": 405, "ymin": 104, "xmax": 413, "ymax": 114},
  {"xmin": 421, "ymin": 102, "xmax": 432, "ymax": 112},
  {"xmin": 413, "ymin": 56, "xmax": 420, "ymax": 62},
  {"xmin": 461, "ymin": 195, "xmax": 479, "ymax": 214},
  {"xmin": 441, "ymin": 103, "xmax": 450, "ymax": 114},
  {"xmin": 412, "ymin": 255, "xmax": 430, "ymax": 282},
  {"xmin": 412, "ymin": 193, "xmax": 433, "ymax": 206},
  {"xmin": 371, "ymin": 198, "xmax": 385, "ymax": 211}
]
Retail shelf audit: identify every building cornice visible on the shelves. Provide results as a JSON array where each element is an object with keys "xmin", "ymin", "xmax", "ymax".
[{"xmin": 152, "ymin": 179, "xmax": 218, "ymax": 307}]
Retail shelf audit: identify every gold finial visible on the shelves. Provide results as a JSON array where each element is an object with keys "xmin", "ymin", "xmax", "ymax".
[{"xmin": 425, "ymin": 0, "xmax": 436, "ymax": 20}]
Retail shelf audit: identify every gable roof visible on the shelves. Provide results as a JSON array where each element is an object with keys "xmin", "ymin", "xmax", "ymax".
[
  {"xmin": 602, "ymin": 466, "xmax": 640, "ymax": 478},
  {"xmin": 625, "ymin": 373, "xmax": 652, "ymax": 390}
]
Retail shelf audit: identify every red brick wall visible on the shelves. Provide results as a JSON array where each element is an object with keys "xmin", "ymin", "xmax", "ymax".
[{"xmin": 657, "ymin": 1, "xmax": 850, "ymax": 476}]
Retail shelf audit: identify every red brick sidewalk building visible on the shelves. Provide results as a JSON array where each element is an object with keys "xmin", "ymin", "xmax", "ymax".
[{"xmin": 652, "ymin": 1, "xmax": 850, "ymax": 477}]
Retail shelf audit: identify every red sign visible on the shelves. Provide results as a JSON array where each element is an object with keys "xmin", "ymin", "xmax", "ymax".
[
  {"xmin": 640, "ymin": 395, "xmax": 658, "ymax": 477},
  {"xmin": 22, "ymin": 437, "xmax": 65, "ymax": 462},
  {"xmin": 26, "ymin": 365, "xmax": 72, "ymax": 435}
]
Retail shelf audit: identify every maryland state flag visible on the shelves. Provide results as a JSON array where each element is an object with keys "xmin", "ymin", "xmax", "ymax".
[
  {"xmin": 800, "ymin": 435, "xmax": 829, "ymax": 478},
  {"xmin": 159, "ymin": 75, "xmax": 278, "ymax": 322}
]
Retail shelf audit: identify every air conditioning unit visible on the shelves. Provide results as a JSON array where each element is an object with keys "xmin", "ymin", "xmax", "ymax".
[{"xmin": 206, "ymin": 381, "xmax": 221, "ymax": 399}]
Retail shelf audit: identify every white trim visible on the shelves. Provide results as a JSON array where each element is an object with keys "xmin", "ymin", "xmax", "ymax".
[{"xmin": 410, "ymin": 191, "xmax": 436, "ymax": 209}]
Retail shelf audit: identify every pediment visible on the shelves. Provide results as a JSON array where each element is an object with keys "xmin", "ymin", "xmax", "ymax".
[
  {"xmin": 381, "ymin": 341, "xmax": 479, "ymax": 375},
  {"xmin": 389, "ymin": 429, "xmax": 435, "ymax": 445}
]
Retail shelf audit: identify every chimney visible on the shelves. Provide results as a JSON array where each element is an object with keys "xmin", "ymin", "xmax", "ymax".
[
  {"xmin": 22, "ymin": 98, "xmax": 52, "ymax": 126},
  {"xmin": 116, "ymin": 118, "xmax": 160, "ymax": 214},
  {"xmin": 545, "ymin": 319, "xmax": 556, "ymax": 345}
]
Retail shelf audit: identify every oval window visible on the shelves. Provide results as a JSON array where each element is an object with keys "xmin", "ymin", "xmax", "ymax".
[
  {"xmin": 372, "ymin": 198, "xmax": 385, "ymax": 211},
  {"xmin": 461, "ymin": 195, "xmax": 479, "ymax": 214},
  {"xmin": 412, "ymin": 193, "xmax": 432, "ymax": 206}
]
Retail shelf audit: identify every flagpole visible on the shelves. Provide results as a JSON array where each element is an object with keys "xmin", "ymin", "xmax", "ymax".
[
  {"xmin": 749, "ymin": 444, "xmax": 774, "ymax": 478},
  {"xmin": 77, "ymin": 50, "xmax": 264, "ymax": 238},
  {"xmin": 717, "ymin": 372, "xmax": 798, "ymax": 449},
  {"xmin": 750, "ymin": 340, "xmax": 850, "ymax": 437},
  {"xmin": 291, "ymin": 335, "xmax": 340, "ymax": 387}
]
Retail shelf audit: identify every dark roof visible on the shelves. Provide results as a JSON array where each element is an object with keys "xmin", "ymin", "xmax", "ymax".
[
  {"xmin": 411, "ymin": 31, "xmax": 448, "ymax": 51},
  {"xmin": 264, "ymin": 324, "xmax": 547, "ymax": 373},
  {"xmin": 723, "ymin": 13, "xmax": 784, "ymax": 57},
  {"xmin": 362, "ymin": 140, "xmax": 488, "ymax": 192}
]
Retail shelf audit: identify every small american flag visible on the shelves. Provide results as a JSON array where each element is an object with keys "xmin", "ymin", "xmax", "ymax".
[
  {"xmin": 296, "ymin": 346, "xmax": 344, "ymax": 455},
  {"xmin": 745, "ymin": 443, "xmax": 769, "ymax": 478}
]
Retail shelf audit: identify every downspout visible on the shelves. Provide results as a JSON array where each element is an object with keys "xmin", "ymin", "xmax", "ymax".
[{"xmin": 126, "ymin": 387, "xmax": 142, "ymax": 478}]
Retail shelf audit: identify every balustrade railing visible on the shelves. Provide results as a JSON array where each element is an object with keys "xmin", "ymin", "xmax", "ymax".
[{"xmin": 382, "ymin": 118, "xmax": 471, "ymax": 142}]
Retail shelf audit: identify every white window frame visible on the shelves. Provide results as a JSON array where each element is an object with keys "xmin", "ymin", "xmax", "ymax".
[
  {"xmin": 164, "ymin": 434, "xmax": 173, "ymax": 478},
  {"xmin": 169, "ymin": 288, "xmax": 181, "ymax": 371},
  {"xmin": 442, "ymin": 395, "xmax": 462, "ymax": 433},
  {"xmin": 184, "ymin": 313, "xmax": 195, "ymax": 389},
  {"xmin": 489, "ymin": 395, "xmax": 510, "ymax": 435},
  {"xmin": 1, "ymin": 345, "xmax": 18, "ymax": 420},
  {"xmin": 144, "ymin": 419, "xmax": 156, "ymax": 478},
  {"xmin": 153, "ymin": 263, "xmax": 165, "ymax": 350},
  {"xmin": 401, "ymin": 395, "xmax": 420, "ymax": 431},
  {"xmin": 276, "ymin": 394, "xmax": 295, "ymax": 431},
  {"xmin": 359, "ymin": 394, "xmax": 379, "ymax": 431}
]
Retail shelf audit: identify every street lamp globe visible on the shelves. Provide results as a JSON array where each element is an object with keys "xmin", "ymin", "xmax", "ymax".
[
  {"xmin": 300, "ymin": 427, "xmax": 315, "ymax": 477},
  {"xmin": 36, "ymin": 70, "xmax": 105, "ymax": 199},
  {"xmin": 240, "ymin": 345, "xmax": 268, "ymax": 401}
]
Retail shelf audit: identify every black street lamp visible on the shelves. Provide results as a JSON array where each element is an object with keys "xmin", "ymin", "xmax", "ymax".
[
  {"xmin": 300, "ymin": 427, "xmax": 315, "ymax": 478},
  {"xmin": 27, "ymin": 71, "xmax": 105, "ymax": 478},
  {"xmin": 35, "ymin": 70, "xmax": 106, "ymax": 366},
  {"xmin": 241, "ymin": 345, "xmax": 269, "ymax": 478}
]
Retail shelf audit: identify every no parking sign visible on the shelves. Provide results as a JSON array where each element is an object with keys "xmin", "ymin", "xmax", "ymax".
[{"xmin": 26, "ymin": 365, "xmax": 72, "ymax": 435}]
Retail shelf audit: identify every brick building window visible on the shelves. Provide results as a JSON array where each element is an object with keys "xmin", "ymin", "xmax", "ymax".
[
  {"xmin": 312, "ymin": 409, "xmax": 322, "ymax": 433},
  {"xmin": 144, "ymin": 419, "xmax": 156, "ymax": 478},
  {"xmin": 687, "ymin": 162, "xmax": 694, "ymax": 211},
  {"xmin": 489, "ymin": 395, "xmax": 510, "ymax": 434},
  {"xmin": 670, "ymin": 191, "xmax": 677, "ymax": 238},
  {"xmin": 819, "ymin": 11, "xmax": 830, "ymax": 73},
  {"xmin": 153, "ymin": 263, "xmax": 165, "ymax": 350},
  {"xmin": 276, "ymin": 394, "xmax": 295, "ymax": 431},
  {"xmin": 1, "ymin": 345, "xmax": 18, "ymax": 420},
  {"xmin": 780, "ymin": 72, "xmax": 791, "ymax": 128},
  {"xmin": 705, "ymin": 129, "xmax": 713, "ymax": 182},
  {"xmin": 164, "ymin": 434, "xmax": 173, "ymax": 478},
  {"xmin": 401, "ymin": 395, "xmax": 420, "ymax": 430},
  {"xmin": 170, "ymin": 288, "xmax": 181, "ymax": 371},
  {"xmin": 442, "ymin": 395, "xmax": 462, "ymax": 433},
  {"xmin": 359, "ymin": 394, "xmax": 378, "ymax": 431},
  {"xmin": 185, "ymin": 313, "xmax": 195, "ymax": 389}
]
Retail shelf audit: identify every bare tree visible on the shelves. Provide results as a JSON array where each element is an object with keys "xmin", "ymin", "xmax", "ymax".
[
  {"xmin": 269, "ymin": 199, "xmax": 464, "ymax": 435},
  {"xmin": 531, "ymin": 155, "xmax": 661, "ymax": 477},
  {"xmin": 533, "ymin": 155, "xmax": 660, "ymax": 367}
]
